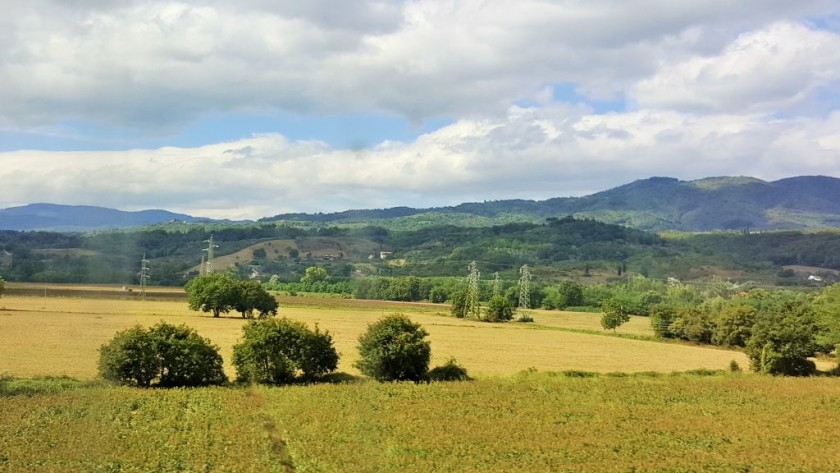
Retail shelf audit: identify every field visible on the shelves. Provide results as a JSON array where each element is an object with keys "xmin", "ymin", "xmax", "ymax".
[
  {"xmin": 3, "ymin": 375, "xmax": 840, "ymax": 472},
  {"xmin": 3, "ymin": 284, "xmax": 839, "ymax": 472},
  {"xmin": 0, "ymin": 284, "xmax": 749, "ymax": 379}
]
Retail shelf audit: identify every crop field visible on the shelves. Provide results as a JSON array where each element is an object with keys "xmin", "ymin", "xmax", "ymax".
[
  {"xmin": 2, "ymin": 374, "xmax": 840, "ymax": 472},
  {"xmin": 0, "ymin": 284, "xmax": 749, "ymax": 379},
  {"xmin": 2, "ymin": 284, "xmax": 840, "ymax": 471}
]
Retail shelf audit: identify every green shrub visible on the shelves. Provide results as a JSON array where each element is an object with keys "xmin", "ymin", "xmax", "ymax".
[
  {"xmin": 484, "ymin": 295, "xmax": 514, "ymax": 322},
  {"xmin": 427, "ymin": 359, "xmax": 470, "ymax": 381},
  {"xmin": 516, "ymin": 313, "xmax": 535, "ymax": 323},
  {"xmin": 98, "ymin": 323, "xmax": 226, "ymax": 388},
  {"xmin": 98, "ymin": 326, "xmax": 159, "ymax": 387},
  {"xmin": 150, "ymin": 323, "xmax": 227, "ymax": 387},
  {"xmin": 355, "ymin": 313, "xmax": 431, "ymax": 382},
  {"xmin": 233, "ymin": 318, "xmax": 338, "ymax": 385}
]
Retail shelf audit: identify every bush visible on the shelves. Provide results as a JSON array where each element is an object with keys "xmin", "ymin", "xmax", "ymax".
[
  {"xmin": 484, "ymin": 295, "xmax": 514, "ymax": 322},
  {"xmin": 98, "ymin": 326, "xmax": 158, "ymax": 387},
  {"xmin": 233, "ymin": 318, "xmax": 338, "ymax": 384},
  {"xmin": 150, "ymin": 323, "xmax": 228, "ymax": 387},
  {"xmin": 355, "ymin": 313, "xmax": 431, "ymax": 382},
  {"xmin": 427, "ymin": 359, "xmax": 470, "ymax": 381},
  {"xmin": 98, "ymin": 323, "xmax": 226, "ymax": 388}
]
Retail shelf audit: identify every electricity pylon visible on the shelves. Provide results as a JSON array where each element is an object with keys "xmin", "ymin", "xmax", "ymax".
[
  {"xmin": 518, "ymin": 264, "xmax": 531, "ymax": 310},
  {"xmin": 492, "ymin": 272, "xmax": 501, "ymax": 298},
  {"xmin": 139, "ymin": 254, "xmax": 150, "ymax": 300},
  {"xmin": 466, "ymin": 261, "xmax": 481, "ymax": 319},
  {"xmin": 203, "ymin": 235, "xmax": 219, "ymax": 274}
]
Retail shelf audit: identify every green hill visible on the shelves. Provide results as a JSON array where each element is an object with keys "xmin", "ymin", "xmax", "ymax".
[{"xmin": 264, "ymin": 175, "xmax": 840, "ymax": 232}]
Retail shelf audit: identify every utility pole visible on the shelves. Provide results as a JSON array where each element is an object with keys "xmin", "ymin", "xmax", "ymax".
[
  {"xmin": 518, "ymin": 264, "xmax": 531, "ymax": 310},
  {"xmin": 139, "ymin": 254, "xmax": 150, "ymax": 300},
  {"xmin": 466, "ymin": 261, "xmax": 481, "ymax": 319},
  {"xmin": 203, "ymin": 235, "xmax": 219, "ymax": 274}
]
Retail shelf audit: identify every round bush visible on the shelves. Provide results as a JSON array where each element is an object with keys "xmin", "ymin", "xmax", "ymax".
[
  {"xmin": 355, "ymin": 313, "xmax": 431, "ymax": 382},
  {"xmin": 484, "ymin": 295, "xmax": 514, "ymax": 322},
  {"xmin": 98, "ymin": 322, "xmax": 226, "ymax": 388},
  {"xmin": 232, "ymin": 318, "xmax": 338, "ymax": 385},
  {"xmin": 428, "ymin": 359, "xmax": 470, "ymax": 382}
]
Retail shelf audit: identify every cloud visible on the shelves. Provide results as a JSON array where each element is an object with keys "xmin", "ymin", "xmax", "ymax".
[
  {"xmin": 2, "ymin": 105, "xmax": 838, "ymax": 219},
  {"xmin": 630, "ymin": 22, "xmax": 840, "ymax": 114},
  {"xmin": 1, "ymin": 1, "xmax": 839, "ymax": 219},
  {"xmin": 2, "ymin": 0, "xmax": 838, "ymax": 130}
]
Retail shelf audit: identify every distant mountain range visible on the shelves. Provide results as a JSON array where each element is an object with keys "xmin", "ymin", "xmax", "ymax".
[
  {"xmin": 266, "ymin": 175, "xmax": 840, "ymax": 232},
  {"xmin": 0, "ymin": 203, "xmax": 214, "ymax": 231},
  {"xmin": 3, "ymin": 175, "xmax": 840, "ymax": 232}
]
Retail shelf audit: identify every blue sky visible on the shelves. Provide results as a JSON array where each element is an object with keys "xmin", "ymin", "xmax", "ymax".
[{"xmin": 1, "ymin": 1, "xmax": 839, "ymax": 219}]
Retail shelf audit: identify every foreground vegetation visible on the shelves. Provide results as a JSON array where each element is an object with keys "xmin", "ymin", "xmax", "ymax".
[{"xmin": 2, "ymin": 373, "xmax": 840, "ymax": 472}]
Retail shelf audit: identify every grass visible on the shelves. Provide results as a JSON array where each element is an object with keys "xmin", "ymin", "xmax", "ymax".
[
  {"xmin": 0, "ymin": 290, "xmax": 750, "ymax": 379},
  {"xmin": 1, "ymin": 284, "xmax": 839, "ymax": 471},
  {"xmin": 2, "ymin": 374, "xmax": 840, "ymax": 472}
]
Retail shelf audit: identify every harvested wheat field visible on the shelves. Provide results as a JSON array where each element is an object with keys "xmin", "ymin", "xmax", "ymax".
[{"xmin": 0, "ymin": 285, "xmax": 748, "ymax": 379}]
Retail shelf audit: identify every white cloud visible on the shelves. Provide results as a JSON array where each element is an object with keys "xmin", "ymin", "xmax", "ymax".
[
  {"xmin": 2, "ymin": 106, "xmax": 838, "ymax": 219},
  {"xmin": 630, "ymin": 22, "xmax": 840, "ymax": 113},
  {"xmin": 1, "ymin": 1, "xmax": 839, "ymax": 218},
  {"xmin": 2, "ymin": 0, "xmax": 838, "ymax": 129}
]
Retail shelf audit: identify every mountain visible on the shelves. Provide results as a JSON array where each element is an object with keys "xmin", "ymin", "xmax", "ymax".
[
  {"xmin": 0, "ymin": 203, "xmax": 215, "ymax": 231},
  {"xmin": 265, "ymin": 175, "xmax": 840, "ymax": 231},
  {"xmin": 5, "ymin": 175, "xmax": 840, "ymax": 232}
]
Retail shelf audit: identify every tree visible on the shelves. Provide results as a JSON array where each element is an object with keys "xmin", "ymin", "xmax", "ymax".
[
  {"xmin": 711, "ymin": 301, "xmax": 756, "ymax": 347},
  {"xmin": 670, "ymin": 306, "xmax": 714, "ymax": 343},
  {"xmin": 355, "ymin": 313, "xmax": 431, "ymax": 382},
  {"xmin": 185, "ymin": 272, "xmax": 240, "ymax": 317},
  {"xmin": 813, "ymin": 283, "xmax": 840, "ymax": 352},
  {"xmin": 449, "ymin": 288, "xmax": 468, "ymax": 318},
  {"xmin": 98, "ymin": 323, "xmax": 226, "ymax": 388},
  {"xmin": 556, "ymin": 280, "xmax": 584, "ymax": 308},
  {"xmin": 300, "ymin": 266, "xmax": 330, "ymax": 285},
  {"xmin": 600, "ymin": 297, "xmax": 631, "ymax": 332},
  {"xmin": 0, "ymin": 276, "xmax": 4, "ymax": 298},
  {"xmin": 745, "ymin": 293, "xmax": 818, "ymax": 376},
  {"xmin": 232, "ymin": 318, "xmax": 338, "ymax": 384},
  {"xmin": 233, "ymin": 280, "xmax": 278, "ymax": 318},
  {"xmin": 484, "ymin": 295, "xmax": 514, "ymax": 322}
]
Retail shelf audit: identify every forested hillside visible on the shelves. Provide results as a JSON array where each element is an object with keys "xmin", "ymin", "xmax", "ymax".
[
  {"xmin": 265, "ymin": 175, "xmax": 840, "ymax": 232},
  {"xmin": 1, "ymin": 216, "xmax": 839, "ymax": 287}
]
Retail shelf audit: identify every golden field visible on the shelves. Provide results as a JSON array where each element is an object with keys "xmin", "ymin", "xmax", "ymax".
[
  {"xmin": 3, "ymin": 284, "xmax": 840, "ymax": 472},
  {"xmin": 0, "ymin": 284, "xmax": 749, "ymax": 379}
]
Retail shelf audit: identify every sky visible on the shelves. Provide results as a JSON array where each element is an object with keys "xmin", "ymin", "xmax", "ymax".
[{"xmin": 1, "ymin": 1, "xmax": 839, "ymax": 220}]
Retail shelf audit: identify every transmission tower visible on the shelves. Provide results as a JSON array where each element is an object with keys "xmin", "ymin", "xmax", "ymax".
[
  {"xmin": 139, "ymin": 253, "xmax": 150, "ymax": 300},
  {"xmin": 492, "ymin": 272, "xmax": 501, "ymax": 298},
  {"xmin": 466, "ymin": 261, "xmax": 481, "ymax": 319},
  {"xmin": 518, "ymin": 264, "xmax": 531, "ymax": 310},
  {"xmin": 203, "ymin": 235, "xmax": 219, "ymax": 274}
]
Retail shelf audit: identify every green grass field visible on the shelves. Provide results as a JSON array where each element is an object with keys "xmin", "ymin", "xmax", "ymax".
[
  {"xmin": 2, "ymin": 285, "xmax": 839, "ymax": 471},
  {"xmin": 3, "ymin": 374, "xmax": 840, "ymax": 472}
]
